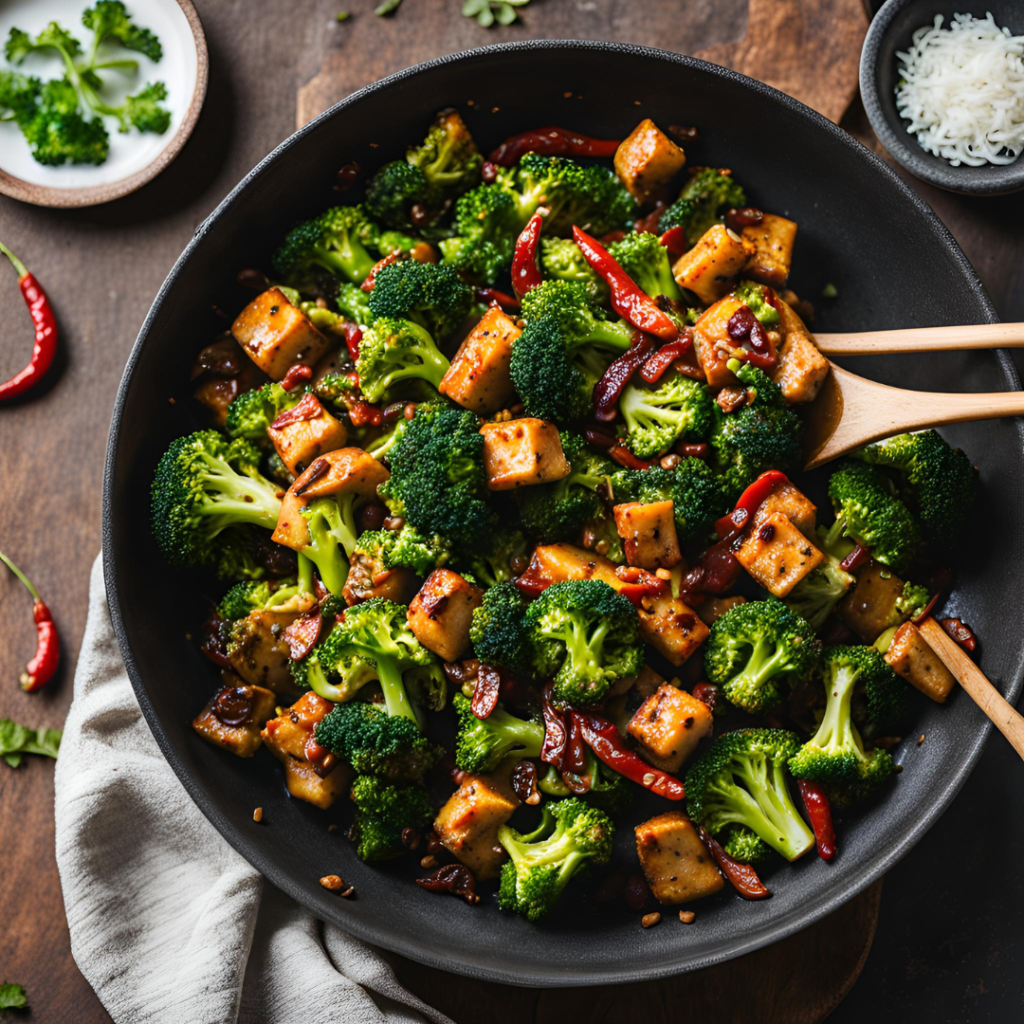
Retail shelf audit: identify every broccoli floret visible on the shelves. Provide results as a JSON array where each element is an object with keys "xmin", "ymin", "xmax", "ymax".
[
  {"xmin": 295, "ymin": 485, "xmax": 367, "ymax": 597},
  {"xmin": 519, "ymin": 432, "xmax": 616, "ymax": 543},
  {"xmin": 273, "ymin": 205, "xmax": 379, "ymax": 285},
  {"xmin": 620, "ymin": 373, "xmax": 714, "ymax": 459},
  {"xmin": 225, "ymin": 382, "xmax": 304, "ymax": 440},
  {"xmin": 315, "ymin": 701, "xmax": 441, "ymax": 781},
  {"xmin": 705, "ymin": 597, "xmax": 821, "ymax": 715},
  {"xmin": 405, "ymin": 108, "xmax": 482, "ymax": 199},
  {"xmin": 519, "ymin": 280, "xmax": 635, "ymax": 348},
  {"xmin": 216, "ymin": 577, "xmax": 304, "ymax": 622},
  {"xmin": 82, "ymin": 1, "xmax": 162, "ymax": 61},
  {"xmin": 2, "ymin": 75, "xmax": 108, "ymax": 166},
  {"xmin": 827, "ymin": 462, "xmax": 921, "ymax": 576},
  {"xmin": 784, "ymin": 531, "xmax": 857, "ymax": 631},
  {"xmin": 469, "ymin": 581, "xmax": 534, "ymax": 674},
  {"xmin": 710, "ymin": 359, "xmax": 802, "ymax": 498},
  {"xmin": 349, "ymin": 775, "xmax": 434, "ymax": 862},
  {"xmin": 733, "ymin": 280, "xmax": 781, "ymax": 327},
  {"xmin": 850, "ymin": 430, "xmax": 975, "ymax": 542},
  {"xmin": 527, "ymin": 580, "xmax": 643, "ymax": 709},
  {"xmin": 452, "ymin": 692, "xmax": 544, "ymax": 773},
  {"xmin": 303, "ymin": 599, "xmax": 442, "ymax": 723},
  {"xmin": 336, "ymin": 281, "xmax": 376, "ymax": 327},
  {"xmin": 382, "ymin": 402, "xmax": 495, "ymax": 546},
  {"xmin": 539, "ymin": 236, "xmax": 609, "ymax": 304},
  {"xmin": 354, "ymin": 525, "xmax": 451, "ymax": 576},
  {"xmin": 497, "ymin": 798, "xmax": 614, "ymax": 920},
  {"xmin": 720, "ymin": 825, "xmax": 770, "ymax": 865},
  {"xmin": 614, "ymin": 458, "xmax": 730, "ymax": 542},
  {"xmin": 788, "ymin": 646, "xmax": 896, "ymax": 806},
  {"xmin": 151, "ymin": 430, "xmax": 282, "ymax": 578},
  {"xmin": 659, "ymin": 167, "xmax": 746, "ymax": 242},
  {"xmin": 685, "ymin": 728, "xmax": 814, "ymax": 861},
  {"xmin": 311, "ymin": 372, "xmax": 356, "ymax": 412},
  {"xmin": 456, "ymin": 527, "xmax": 529, "ymax": 588},
  {"xmin": 367, "ymin": 260, "xmax": 472, "ymax": 339},
  {"xmin": 439, "ymin": 178, "xmax": 519, "ymax": 283},
  {"xmin": 608, "ymin": 232, "xmax": 683, "ymax": 303},
  {"xmin": 354, "ymin": 317, "xmax": 450, "ymax": 403},
  {"xmin": 365, "ymin": 160, "xmax": 433, "ymax": 231}
]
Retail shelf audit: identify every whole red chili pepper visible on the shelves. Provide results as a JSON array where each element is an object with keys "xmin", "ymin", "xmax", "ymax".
[
  {"xmin": 0, "ymin": 242, "xmax": 58, "ymax": 401},
  {"xmin": 0, "ymin": 550, "xmax": 59, "ymax": 692},
  {"xmin": 697, "ymin": 825, "xmax": 772, "ymax": 899},
  {"xmin": 579, "ymin": 713, "xmax": 685, "ymax": 800},
  {"xmin": 511, "ymin": 213, "xmax": 544, "ymax": 299},
  {"xmin": 638, "ymin": 335, "xmax": 694, "ymax": 384},
  {"xmin": 489, "ymin": 126, "xmax": 621, "ymax": 166},
  {"xmin": 573, "ymin": 227, "xmax": 679, "ymax": 342},
  {"xmin": 592, "ymin": 331, "xmax": 658, "ymax": 421},
  {"xmin": 797, "ymin": 779, "xmax": 837, "ymax": 861},
  {"xmin": 658, "ymin": 225, "xmax": 688, "ymax": 258}
]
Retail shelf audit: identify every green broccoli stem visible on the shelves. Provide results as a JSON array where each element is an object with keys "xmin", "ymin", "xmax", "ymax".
[
  {"xmin": 376, "ymin": 657, "xmax": 420, "ymax": 726},
  {"xmin": 553, "ymin": 617, "xmax": 610, "ymax": 681},
  {"xmin": 372, "ymin": 345, "xmax": 450, "ymax": 399},
  {"xmin": 537, "ymin": 764, "xmax": 572, "ymax": 797},
  {"xmin": 307, "ymin": 660, "xmax": 348, "ymax": 703},
  {"xmin": 729, "ymin": 755, "xmax": 814, "ymax": 861},
  {"xmin": 302, "ymin": 496, "xmax": 361, "ymax": 596},
  {"xmin": 499, "ymin": 824, "xmax": 589, "ymax": 889},
  {"xmin": 810, "ymin": 665, "xmax": 867, "ymax": 763},
  {"xmin": 741, "ymin": 636, "xmax": 796, "ymax": 691},
  {"xmin": 199, "ymin": 461, "xmax": 282, "ymax": 530},
  {"xmin": 316, "ymin": 240, "xmax": 375, "ymax": 284},
  {"xmin": 579, "ymin": 319, "xmax": 636, "ymax": 353},
  {"xmin": 297, "ymin": 552, "xmax": 315, "ymax": 596}
]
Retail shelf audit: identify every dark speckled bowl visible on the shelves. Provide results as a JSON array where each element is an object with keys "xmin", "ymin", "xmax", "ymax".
[{"xmin": 861, "ymin": 0, "xmax": 1024, "ymax": 195}]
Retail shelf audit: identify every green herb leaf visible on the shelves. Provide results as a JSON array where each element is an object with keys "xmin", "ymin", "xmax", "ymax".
[
  {"xmin": 374, "ymin": 0, "xmax": 404, "ymax": 16},
  {"xmin": 0, "ymin": 982, "xmax": 27, "ymax": 1010},
  {"xmin": 0, "ymin": 719, "xmax": 62, "ymax": 766},
  {"xmin": 461, "ymin": 0, "xmax": 531, "ymax": 27},
  {"xmin": 336, "ymin": 11, "xmax": 351, "ymax": 21}
]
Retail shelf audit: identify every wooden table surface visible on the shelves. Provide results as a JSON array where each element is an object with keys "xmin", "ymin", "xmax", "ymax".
[{"xmin": 1, "ymin": 2, "xmax": 1023, "ymax": 1022}]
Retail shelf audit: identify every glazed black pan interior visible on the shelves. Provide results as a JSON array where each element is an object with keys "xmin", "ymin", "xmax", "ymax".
[{"xmin": 103, "ymin": 41, "xmax": 1024, "ymax": 986}]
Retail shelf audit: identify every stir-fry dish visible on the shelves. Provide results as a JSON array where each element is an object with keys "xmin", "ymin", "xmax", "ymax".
[{"xmin": 154, "ymin": 111, "xmax": 977, "ymax": 921}]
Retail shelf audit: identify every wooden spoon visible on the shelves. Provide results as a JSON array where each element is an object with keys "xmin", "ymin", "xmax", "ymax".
[
  {"xmin": 815, "ymin": 322, "xmax": 1024, "ymax": 356},
  {"xmin": 918, "ymin": 618, "xmax": 1024, "ymax": 761}
]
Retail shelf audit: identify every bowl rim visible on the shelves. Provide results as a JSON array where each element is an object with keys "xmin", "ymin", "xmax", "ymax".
[
  {"xmin": 860, "ymin": 0, "xmax": 1024, "ymax": 196},
  {"xmin": 102, "ymin": 37, "xmax": 1020, "ymax": 986}
]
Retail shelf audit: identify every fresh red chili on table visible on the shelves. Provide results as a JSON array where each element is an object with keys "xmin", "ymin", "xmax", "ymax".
[
  {"xmin": 511, "ymin": 213, "xmax": 545, "ymax": 299},
  {"xmin": 573, "ymin": 227, "xmax": 679, "ymax": 342},
  {"xmin": 797, "ymin": 779, "xmax": 837, "ymax": 861},
  {"xmin": 698, "ymin": 825, "xmax": 771, "ymax": 898},
  {"xmin": 593, "ymin": 332, "xmax": 658, "ymax": 422},
  {"xmin": 579, "ymin": 713, "xmax": 685, "ymax": 800},
  {"xmin": 0, "ymin": 550, "xmax": 59, "ymax": 692},
  {"xmin": 0, "ymin": 242, "xmax": 58, "ymax": 402},
  {"xmin": 489, "ymin": 126, "xmax": 621, "ymax": 166}
]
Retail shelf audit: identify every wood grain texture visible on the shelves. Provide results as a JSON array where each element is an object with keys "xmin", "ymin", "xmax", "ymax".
[{"xmin": 816, "ymin": 322, "xmax": 1024, "ymax": 355}]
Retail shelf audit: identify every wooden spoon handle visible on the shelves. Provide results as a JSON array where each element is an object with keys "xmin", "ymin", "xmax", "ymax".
[
  {"xmin": 918, "ymin": 618, "xmax": 1024, "ymax": 761},
  {"xmin": 815, "ymin": 322, "xmax": 1024, "ymax": 356}
]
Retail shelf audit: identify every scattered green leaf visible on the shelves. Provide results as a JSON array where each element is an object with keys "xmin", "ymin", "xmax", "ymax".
[
  {"xmin": 0, "ymin": 982, "xmax": 27, "ymax": 1010},
  {"xmin": 336, "ymin": 11, "xmax": 352, "ymax": 21},
  {"xmin": 821, "ymin": 282, "xmax": 838, "ymax": 299},
  {"xmin": 374, "ymin": 0, "xmax": 404, "ymax": 16},
  {"xmin": 462, "ymin": 0, "xmax": 531, "ymax": 27},
  {"xmin": 0, "ymin": 719, "xmax": 62, "ymax": 768}
]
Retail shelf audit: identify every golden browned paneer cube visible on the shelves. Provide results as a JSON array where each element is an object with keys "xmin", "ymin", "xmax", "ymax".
[
  {"xmin": 227, "ymin": 596, "xmax": 316, "ymax": 693},
  {"xmin": 526, "ymin": 543, "xmax": 623, "ymax": 590},
  {"xmin": 673, "ymin": 225, "xmax": 756, "ymax": 306},
  {"xmin": 480, "ymin": 418, "xmax": 571, "ymax": 491},
  {"xmin": 628, "ymin": 684, "xmax": 714, "ymax": 773},
  {"xmin": 342, "ymin": 550, "xmax": 419, "ymax": 607},
  {"xmin": 771, "ymin": 300, "xmax": 830, "ymax": 405},
  {"xmin": 741, "ymin": 213, "xmax": 798, "ymax": 288},
  {"xmin": 638, "ymin": 592, "xmax": 711, "ymax": 666},
  {"xmin": 440, "ymin": 307, "xmax": 520, "ymax": 414},
  {"xmin": 266, "ymin": 395, "xmax": 348, "ymax": 475},
  {"xmin": 407, "ymin": 569, "xmax": 484, "ymax": 662},
  {"xmin": 635, "ymin": 812, "xmax": 724, "ymax": 905},
  {"xmin": 839, "ymin": 562, "xmax": 907, "ymax": 642},
  {"xmin": 885, "ymin": 622, "xmax": 956, "ymax": 703},
  {"xmin": 282, "ymin": 758, "xmax": 352, "ymax": 810},
  {"xmin": 735, "ymin": 512, "xmax": 824, "ymax": 598},
  {"xmin": 231, "ymin": 288, "xmax": 333, "ymax": 381},
  {"xmin": 750, "ymin": 479, "xmax": 817, "ymax": 539},
  {"xmin": 613, "ymin": 500, "xmax": 682, "ymax": 571},
  {"xmin": 692, "ymin": 294, "xmax": 745, "ymax": 388},
  {"xmin": 193, "ymin": 679, "xmax": 277, "ymax": 758},
  {"xmin": 434, "ymin": 772, "xmax": 520, "ymax": 880},
  {"xmin": 613, "ymin": 118, "xmax": 687, "ymax": 204}
]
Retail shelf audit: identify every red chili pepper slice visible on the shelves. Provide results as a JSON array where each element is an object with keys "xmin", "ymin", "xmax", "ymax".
[
  {"xmin": 579, "ymin": 713, "xmax": 685, "ymax": 800},
  {"xmin": 697, "ymin": 825, "xmax": 771, "ymax": 898},
  {"xmin": 489, "ymin": 126, "xmax": 621, "ymax": 166},
  {"xmin": 360, "ymin": 252, "xmax": 401, "ymax": 293},
  {"xmin": 573, "ymin": 227, "xmax": 679, "ymax": 342},
  {"xmin": 714, "ymin": 470, "xmax": 789, "ymax": 538},
  {"xmin": 0, "ymin": 550, "xmax": 59, "ymax": 692},
  {"xmin": 658, "ymin": 225, "xmax": 688, "ymax": 258},
  {"xmin": 471, "ymin": 664, "xmax": 502, "ymax": 719},
  {"xmin": 840, "ymin": 543, "xmax": 871, "ymax": 573},
  {"xmin": 682, "ymin": 535, "xmax": 743, "ymax": 597},
  {"xmin": 282, "ymin": 612, "xmax": 322, "ymax": 661},
  {"xmin": 0, "ymin": 243, "xmax": 58, "ymax": 402},
  {"xmin": 607, "ymin": 442, "xmax": 651, "ymax": 470},
  {"xmin": 343, "ymin": 323, "xmax": 363, "ymax": 362},
  {"xmin": 280, "ymin": 363, "xmax": 313, "ymax": 393},
  {"xmin": 639, "ymin": 335, "xmax": 694, "ymax": 384},
  {"xmin": 797, "ymin": 779, "xmax": 837, "ymax": 861},
  {"xmin": 270, "ymin": 392, "xmax": 323, "ymax": 430},
  {"xmin": 563, "ymin": 711, "xmax": 590, "ymax": 780},
  {"xmin": 592, "ymin": 331, "xmax": 658, "ymax": 422},
  {"xmin": 633, "ymin": 203, "xmax": 667, "ymax": 236},
  {"xmin": 511, "ymin": 213, "xmax": 544, "ymax": 300},
  {"xmin": 475, "ymin": 287, "xmax": 521, "ymax": 311},
  {"xmin": 540, "ymin": 686, "xmax": 568, "ymax": 768}
]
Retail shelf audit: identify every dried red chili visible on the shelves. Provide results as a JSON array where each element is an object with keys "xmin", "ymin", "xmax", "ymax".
[
  {"xmin": 607, "ymin": 442, "xmax": 652, "ymax": 471},
  {"xmin": 593, "ymin": 332, "xmax": 658, "ymax": 422},
  {"xmin": 691, "ymin": 681, "xmax": 720, "ymax": 713},
  {"xmin": 658, "ymin": 225, "xmax": 688, "ymax": 258},
  {"xmin": 840, "ymin": 543, "xmax": 870, "ymax": 573},
  {"xmin": 0, "ymin": 242, "xmax": 58, "ymax": 401},
  {"xmin": 578, "ymin": 713, "xmax": 685, "ymax": 800},
  {"xmin": 714, "ymin": 470, "xmax": 788, "ymax": 538},
  {"xmin": 511, "ymin": 213, "xmax": 544, "ymax": 299},
  {"xmin": 511, "ymin": 760, "xmax": 541, "ymax": 805},
  {"xmin": 639, "ymin": 334, "xmax": 694, "ymax": 384},
  {"xmin": 475, "ymin": 287, "xmax": 521, "ymax": 311},
  {"xmin": 797, "ymin": 779, "xmax": 837, "ymax": 861},
  {"xmin": 0, "ymin": 550, "xmax": 59, "ymax": 692},
  {"xmin": 282, "ymin": 612, "xmax": 322, "ymax": 661},
  {"xmin": 279, "ymin": 363, "xmax": 313, "ymax": 393},
  {"xmin": 471, "ymin": 664, "xmax": 502, "ymax": 719},
  {"xmin": 347, "ymin": 399, "xmax": 383, "ymax": 427},
  {"xmin": 540, "ymin": 686, "xmax": 568, "ymax": 768},
  {"xmin": 360, "ymin": 252, "xmax": 401, "ymax": 293},
  {"xmin": 270, "ymin": 392, "xmax": 322, "ymax": 429},
  {"xmin": 489, "ymin": 126, "xmax": 621, "ymax": 166},
  {"xmin": 726, "ymin": 304, "xmax": 776, "ymax": 370},
  {"xmin": 633, "ymin": 203, "xmax": 667, "ymax": 236},
  {"xmin": 940, "ymin": 617, "xmax": 977, "ymax": 652},
  {"xmin": 416, "ymin": 863, "xmax": 480, "ymax": 904},
  {"xmin": 563, "ymin": 711, "xmax": 589, "ymax": 778},
  {"xmin": 573, "ymin": 227, "xmax": 679, "ymax": 341},
  {"xmin": 697, "ymin": 825, "xmax": 771, "ymax": 899}
]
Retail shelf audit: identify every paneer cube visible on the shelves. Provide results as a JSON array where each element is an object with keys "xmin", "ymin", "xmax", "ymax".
[
  {"xmin": 227, "ymin": 597, "xmax": 317, "ymax": 693},
  {"xmin": 282, "ymin": 758, "xmax": 352, "ymax": 810},
  {"xmin": 407, "ymin": 569, "xmax": 484, "ymax": 662},
  {"xmin": 638, "ymin": 591, "xmax": 710, "ymax": 666},
  {"xmin": 885, "ymin": 621, "xmax": 956, "ymax": 703},
  {"xmin": 741, "ymin": 213, "xmax": 798, "ymax": 288},
  {"xmin": 440, "ymin": 307, "xmax": 520, "ymax": 413},
  {"xmin": 628, "ymin": 684, "xmax": 714, "ymax": 772},
  {"xmin": 673, "ymin": 225, "xmax": 756, "ymax": 306},
  {"xmin": 613, "ymin": 118, "xmax": 687, "ymax": 204},
  {"xmin": 635, "ymin": 812, "xmax": 724, "ymax": 905},
  {"xmin": 770, "ymin": 300, "xmax": 830, "ymax": 405},
  {"xmin": 734, "ymin": 512, "xmax": 824, "ymax": 598},
  {"xmin": 692, "ymin": 294, "xmax": 745, "ymax": 388},
  {"xmin": 231, "ymin": 288, "xmax": 333, "ymax": 381},
  {"xmin": 342, "ymin": 550, "xmax": 419, "ymax": 607},
  {"xmin": 613, "ymin": 500, "xmax": 682, "ymax": 570},
  {"xmin": 261, "ymin": 691, "xmax": 335, "ymax": 760},
  {"xmin": 839, "ymin": 562, "xmax": 906, "ymax": 642},
  {"xmin": 525, "ymin": 543, "xmax": 623, "ymax": 590},
  {"xmin": 193, "ymin": 679, "xmax": 278, "ymax": 758},
  {"xmin": 433, "ymin": 772, "xmax": 520, "ymax": 880},
  {"xmin": 480, "ymin": 418, "xmax": 571, "ymax": 491},
  {"xmin": 266, "ymin": 395, "xmax": 348, "ymax": 475},
  {"xmin": 751, "ymin": 479, "xmax": 818, "ymax": 539}
]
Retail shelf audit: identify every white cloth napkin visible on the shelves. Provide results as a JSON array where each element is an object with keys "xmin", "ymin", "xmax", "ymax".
[{"xmin": 54, "ymin": 557, "xmax": 453, "ymax": 1024}]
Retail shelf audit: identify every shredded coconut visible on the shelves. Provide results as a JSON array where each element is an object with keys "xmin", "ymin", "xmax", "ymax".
[{"xmin": 894, "ymin": 12, "xmax": 1024, "ymax": 167}]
